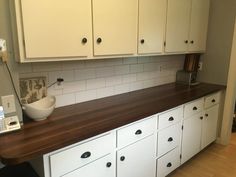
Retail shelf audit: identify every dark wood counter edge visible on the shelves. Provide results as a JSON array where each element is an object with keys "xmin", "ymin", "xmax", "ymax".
[{"xmin": 0, "ymin": 83, "xmax": 226, "ymax": 165}]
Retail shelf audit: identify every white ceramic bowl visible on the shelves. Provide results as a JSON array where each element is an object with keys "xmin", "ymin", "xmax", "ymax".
[{"xmin": 22, "ymin": 95, "xmax": 56, "ymax": 121}]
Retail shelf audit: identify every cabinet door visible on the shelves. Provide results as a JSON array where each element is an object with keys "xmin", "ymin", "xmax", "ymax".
[
  {"xmin": 117, "ymin": 135, "xmax": 155, "ymax": 177},
  {"xmin": 62, "ymin": 154, "xmax": 115, "ymax": 177},
  {"xmin": 165, "ymin": 0, "xmax": 191, "ymax": 53},
  {"xmin": 188, "ymin": 0, "xmax": 210, "ymax": 52},
  {"xmin": 181, "ymin": 112, "xmax": 202, "ymax": 164},
  {"xmin": 92, "ymin": 0, "xmax": 138, "ymax": 56},
  {"xmin": 20, "ymin": 0, "xmax": 92, "ymax": 58},
  {"xmin": 201, "ymin": 105, "xmax": 219, "ymax": 149},
  {"xmin": 138, "ymin": 0, "xmax": 166, "ymax": 54}
]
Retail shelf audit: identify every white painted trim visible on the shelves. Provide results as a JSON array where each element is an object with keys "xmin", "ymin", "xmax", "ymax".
[{"xmin": 220, "ymin": 18, "xmax": 236, "ymax": 145}]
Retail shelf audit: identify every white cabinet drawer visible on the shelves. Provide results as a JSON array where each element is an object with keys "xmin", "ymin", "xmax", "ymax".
[
  {"xmin": 117, "ymin": 116, "xmax": 156, "ymax": 148},
  {"xmin": 158, "ymin": 107, "xmax": 183, "ymax": 130},
  {"xmin": 204, "ymin": 92, "xmax": 220, "ymax": 109},
  {"xmin": 184, "ymin": 98, "xmax": 204, "ymax": 118},
  {"xmin": 157, "ymin": 123, "xmax": 181, "ymax": 157},
  {"xmin": 156, "ymin": 148, "xmax": 180, "ymax": 177},
  {"xmin": 50, "ymin": 133, "xmax": 115, "ymax": 177}
]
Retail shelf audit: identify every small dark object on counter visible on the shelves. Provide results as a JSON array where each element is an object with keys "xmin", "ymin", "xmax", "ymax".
[{"xmin": 0, "ymin": 162, "xmax": 39, "ymax": 177}]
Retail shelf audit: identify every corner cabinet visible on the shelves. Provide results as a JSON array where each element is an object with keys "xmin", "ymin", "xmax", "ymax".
[
  {"xmin": 165, "ymin": 0, "xmax": 210, "ymax": 53},
  {"xmin": 30, "ymin": 92, "xmax": 222, "ymax": 177}
]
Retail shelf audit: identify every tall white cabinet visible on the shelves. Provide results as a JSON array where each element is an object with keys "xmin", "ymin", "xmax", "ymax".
[
  {"xmin": 138, "ymin": 0, "xmax": 166, "ymax": 54},
  {"xmin": 165, "ymin": 0, "xmax": 210, "ymax": 53},
  {"xmin": 19, "ymin": 0, "xmax": 93, "ymax": 59},
  {"xmin": 92, "ymin": 0, "xmax": 138, "ymax": 56}
]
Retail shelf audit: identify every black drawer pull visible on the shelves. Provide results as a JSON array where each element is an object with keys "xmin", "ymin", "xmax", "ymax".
[
  {"xmin": 135, "ymin": 129, "xmax": 142, "ymax": 135},
  {"xmin": 81, "ymin": 151, "xmax": 91, "ymax": 159},
  {"xmin": 120, "ymin": 156, "xmax": 125, "ymax": 161},
  {"xmin": 205, "ymin": 114, "xmax": 209, "ymax": 117},
  {"xmin": 212, "ymin": 99, "xmax": 216, "ymax": 103},
  {"xmin": 168, "ymin": 117, "xmax": 174, "ymax": 121},
  {"xmin": 200, "ymin": 116, "xmax": 203, "ymax": 120},
  {"xmin": 106, "ymin": 162, "xmax": 112, "ymax": 168},
  {"xmin": 193, "ymin": 106, "xmax": 198, "ymax": 111},
  {"xmin": 97, "ymin": 38, "xmax": 102, "ymax": 44},
  {"xmin": 168, "ymin": 137, "xmax": 173, "ymax": 142},
  {"xmin": 167, "ymin": 162, "xmax": 172, "ymax": 167},
  {"xmin": 82, "ymin": 38, "xmax": 88, "ymax": 44},
  {"xmin": 140, "ymin": 39, "xmax": 145, "ymax": 44}
]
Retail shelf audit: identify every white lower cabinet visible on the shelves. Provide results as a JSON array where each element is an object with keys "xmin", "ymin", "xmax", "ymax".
[
  {"xmin": 117, "ymin": 135, "xmax": 156, "ymax": 177},
  {"xmin": 62, "ymin": 154, "xmax": 115, "ymax": 177},
  {"xmin": 38, "ymin": 93, "xmax": 221, "ymax": 177},
  {"xmin": 156, "ymin": 147, "xmax": 180, "ymax": 177},
  {"xmin": 181, "ymin": 112, "xmax": 202, "ymax": 164}
]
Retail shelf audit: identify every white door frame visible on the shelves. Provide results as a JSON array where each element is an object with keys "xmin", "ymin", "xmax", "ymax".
[{"xmin": 220, "ymin": 18, "xmax": 236, "ymax": 145}]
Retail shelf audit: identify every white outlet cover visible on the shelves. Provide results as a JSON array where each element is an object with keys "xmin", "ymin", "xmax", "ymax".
[{"xmin": 1, "ymin": 95, "xmax": 16, "ymax": 114}]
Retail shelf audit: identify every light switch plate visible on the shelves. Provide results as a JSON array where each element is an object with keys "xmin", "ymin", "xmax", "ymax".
[{"xmin": 1, "ymin": 95, "xmax": 16, "ymax": 114}]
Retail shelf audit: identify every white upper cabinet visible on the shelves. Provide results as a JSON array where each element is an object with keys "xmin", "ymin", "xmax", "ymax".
[
  {"xmin": 165, "ymin": 0, "xmax": 210, "ymax": 53},
  {"xmin": 138, "ymin": 0, "xmax": 166, "ymax": 54},
  {"xmin": 92, "ymin": 0, "xmax": 138, "ymax": 56},
  {"xmin": 188, "ymin": 0, "xmax": 210, "ymax": 52},
  {"xmin": 165, "ymin": 0, "xmax": 191, "ymax": 53},
  {"xmin": 19, "ymin": 0, "xmax": 92, "ymax": 59}
]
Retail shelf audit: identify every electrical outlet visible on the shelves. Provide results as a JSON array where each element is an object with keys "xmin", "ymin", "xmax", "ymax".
[{"xmin": 1, "ymin": 95, "xmax": 16, "ymax": 114}]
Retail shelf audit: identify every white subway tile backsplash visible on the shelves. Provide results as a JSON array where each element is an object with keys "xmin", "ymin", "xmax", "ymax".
[
  {"xmin": 55, "ymin": 93, "xmax": 76, "ymax": 107},
  {"xmin": 19, "ymin": 55, "xmax": 184, "ymax": 108},
  {"xmin": 75, "ymin": 68, "xmax": 96, "ymax": 81},
  {"xmin": 76, "ymin": 89, "xmax": 97, "ymax": 103},
  {"xmin": 86, "ymin": 78, "xmax": 106, "ymax": 90}
]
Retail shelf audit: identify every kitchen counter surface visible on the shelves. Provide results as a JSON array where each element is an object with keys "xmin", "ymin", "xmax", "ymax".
[{"xmin": 0, "ymin": 83, "xmax": 225, "ymax": 165}]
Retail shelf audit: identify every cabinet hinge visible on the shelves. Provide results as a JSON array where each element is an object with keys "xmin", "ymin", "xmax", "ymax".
[
  {"xmin": 164, "ymin": 41, "xmax": 166, "ymax": 47},
  {"xmin": 181, "ymin": 125, "xmax": 184, "ymax": 130},
  {"xmin": 180, "ymin": 154, "xmax": 182, "ymax": 159}
]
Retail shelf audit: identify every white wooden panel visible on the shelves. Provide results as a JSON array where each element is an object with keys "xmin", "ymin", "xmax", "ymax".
[
  {"xmin": 138, "ymin": 0, "xmax": 166, "ymax": 54},
  {"xmin": 181, "ymin": 112, "xmax": 202, "ymax": 164},
  {"xmin": 117, "ymin": 135, "xmax": 155, "ymax": 177},
  {"xmin": 201, "ymin": 104, "xmax": 219, "ymax": 149},
  {"xmin": 92, "ymin": 0, "xmax": 138, "ymax": 56},
  {"xmin": 165, "ymin": 0, "xmax": 191, "ymax": 53},
  {"xmin": 50, "ymin": 133, "xmax": 115, "ymax": 177},
  {"xmin": 157, "ymin": 123, "xmax": 181, "ymax": 157},
  {"xmin": 188, "ymin": 0, "xmax": 210, "ymax": 52},
  {"xmin": 21, "ymin": 0, "xmax": 92, "ymax": 58},
  {"xmin": 158, "ymin": 106, "xmax": 183, "ymax": 130},
  {"xmin": 117, "ymin": 116, "xmax": 156, "ymax": 148},
  {"xmin": 156, "ymin": 147, "xmax": 180, "ymax": 177},
  {"xmin": 62, "ymin": 154, "xmax": 115, "ymax": 177}
]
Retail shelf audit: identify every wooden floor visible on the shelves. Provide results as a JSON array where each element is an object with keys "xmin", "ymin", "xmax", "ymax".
[{"xmin": 169, "ymin": 133, "xmax": 236, "ymax": 177}]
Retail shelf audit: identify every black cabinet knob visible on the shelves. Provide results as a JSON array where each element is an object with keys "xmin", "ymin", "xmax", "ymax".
[
  {"xmin": 205, "ymin": 114, "xmax": 209, "ymax": 117},
  {"xmin": 97, "ymin": 38, "xmax": 102, "ymax": 44},
  {"xmin": 135, "ymin": 129, "xmax": 142, "ymax": 135},
  {"xmin": 212, "ymin": 99, "xmax": 216, "ymax": 103},
  {"xmin": 193, "ymin": 106, "xmax": 198, "ymax": 111},
  {"xmin": 167, "ymin": 162, "xmax": 172, "ymax": 167},
  {"xmin": 168, "ymin": 117, "xmax": 174, "ymax": 121},
  {"xmin": 168, "ymin": 137, "xmax": 173, "ymax": 142},
  {"xmin": 82, "ymin": 38, "xmax": 88, "ymax": 44},
  {"xmin": 140, "ymin": 39, "xmax": 145, "ymax": 44},
  {"xmin": 106, "ymin": 162, "xmax": 112, "ymax": 168},
  {"xmin": 190, "ymin": 40, "xmax": 194, "ymax": 44},
  {"xmin": 200, "ymin": 116, "xmax": 203, "ymax": 120},
  {"xmin": 185, "ymin": 40, "xmax": 188, "ymax": 44},
  {"xmin": 81, "ymin": 151, "xmax": 91, "ymax": 159},
  {"xmin": 120, "ymin": 156, "xmax": 125, "ymax": 161}
]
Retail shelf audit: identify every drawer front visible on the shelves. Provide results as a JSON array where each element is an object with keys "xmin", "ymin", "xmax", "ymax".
[
  {"xmin": 117, "ymin": 116, "xmax": 156, "ymax": 148},
  {"xmin": 184, "ymin": 98, "xmax": 204, "ymax": 118},
  {"xmin": 157, "ymin": 123, "xmax": 181, "ymax": 157},
  {"xmin": 157, "ymin": 148, "xmax": 180, "ymax": 177},
  {"xmin": 158, "ymin": 107, "xmax": 183, "ymax": 130},
  {"xmin": 50, "ymin": 133, "xmax": 115, "ymax": 177},
  {"xmin": 204, "ymin": 92, "xmax": 220, "ymax": 109}
]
